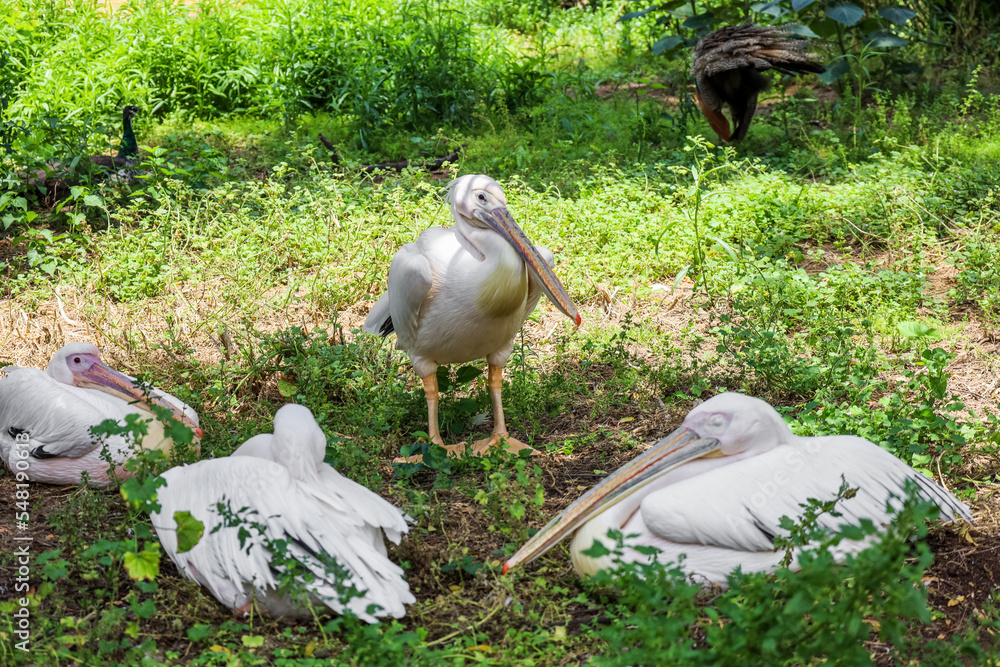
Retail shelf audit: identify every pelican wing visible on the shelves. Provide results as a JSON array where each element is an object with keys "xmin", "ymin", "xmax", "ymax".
[
  {"xmin": 316, "ymin": 465, "xmax": 410, "ymax": 545},
  {"xmin": 233, "ymin": 434, "xmax": 410, "ymax": 544},
  {"xmin": 639, "ymin": 436, "xmax": 971, "ymax": 554},
  {"xmin": 0, "ymin": 367, "xmax": 113, "ymax": 459},
  {"xmin": 383, "ymin": 241, "xmax": 433, "ymax": 348},
  {"xmin": 153, "ymin": 457, "xmax": 414, "ymax": 621}
]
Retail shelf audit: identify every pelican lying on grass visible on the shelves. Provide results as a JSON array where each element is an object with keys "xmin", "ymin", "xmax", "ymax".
[
  {"xmin": 152, "ymin": 404, "xmax": 414, "ymax": 621},
  {"xmin": 504, "ymin": 392, "xmax": 972, "ymax": 583},
  {"xmin": 364, "ymin": 174, "xmax": 580, "ymax": 459},
  {"xmin": 0, "ymin": 342, "xmax": 201, "ymax": 486}
]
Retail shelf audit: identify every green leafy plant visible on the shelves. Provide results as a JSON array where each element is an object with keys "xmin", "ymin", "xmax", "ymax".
[{"xmin": 591, "ymin": 484, "xmax": 963, "ymax": 666}]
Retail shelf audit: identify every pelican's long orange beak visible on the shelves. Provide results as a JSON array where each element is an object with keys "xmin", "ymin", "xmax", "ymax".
[
  {"xmin": 477, "ymin": 206, "xmax": 581, "ymax": 327},
  {"xmin": 74, "ymin": 363, "xmax": 203, "ymax": 439},
  {"xmin": 502, "ymin": 428, "xmax": 721, "ymax": 574}
]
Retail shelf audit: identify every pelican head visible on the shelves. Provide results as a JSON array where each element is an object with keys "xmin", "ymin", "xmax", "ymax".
[
  {"xmin": 682, "ymin": 392, "xmax": 793, "ymax": 455},
  {"xmin": 446, "ymin": 174, "xmax": 581, "ymax": 326},
  {"xmin": 49, "ymin": 343, "xmax": 202, "ymax": 438},
  {"xmin": 501, "ymin": 393, "xmax": 791, "ymax": 573},
  {"xmin": 270, "ymin": 404, "xmax": 326, "ymax": 483}
]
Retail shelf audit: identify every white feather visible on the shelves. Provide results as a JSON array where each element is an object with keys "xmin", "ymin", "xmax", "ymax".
[{"xmin": 153, "ymin": 404, "xmax": 413, "ymax": 621}]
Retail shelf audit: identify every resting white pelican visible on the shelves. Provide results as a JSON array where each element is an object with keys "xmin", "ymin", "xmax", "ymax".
[
  {"xmin": 363, "ymin": 174, "xmax": 580, "ymax": 458},
  {"xmin": 0, "ymin": 342, "xmax": 201, "ymax": 487},
  {"xmin": 152, "ymin": 404, "xmax": 414, "ymax": 621},
  {"xmin": 504, "ymin": 392, "xmax": 973, "ymax": 582}
]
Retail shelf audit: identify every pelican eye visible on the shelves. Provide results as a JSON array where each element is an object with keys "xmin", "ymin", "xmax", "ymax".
[
  {"xmin": 477, "ymin": 193, "xmax": 486, "ymax": 202},
  {"xmin": 73, "ymin": 356, "xmax": 82, "ymax": 364}
]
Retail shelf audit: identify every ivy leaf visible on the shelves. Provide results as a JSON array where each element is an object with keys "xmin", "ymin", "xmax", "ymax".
[
  {"xmin": 174, "ymin": 511, "xmax": 205, "ymax": 553},
  {"xmin": 825, "ymin": 2, "xmax": 865, "ymax": 26}
]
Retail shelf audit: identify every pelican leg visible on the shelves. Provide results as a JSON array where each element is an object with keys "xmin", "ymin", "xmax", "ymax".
[
  {"xmin": 393, "ymin": 373, "xmax": 468, "ymax": 463},
  {"xmin": 422, "ymin": 374, "xmax": 446, "ymax": 447},
  {"xmin": 470, "ymin": 364, "xmax": 538, "ymax": 456}
]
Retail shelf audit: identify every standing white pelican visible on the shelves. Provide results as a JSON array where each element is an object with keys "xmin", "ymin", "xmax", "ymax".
[
  {"xmin": 0, "ymin": 342, "xmax": 201, "ymax": 487},
  {"xmin": 504, "ymin": 393, "xmax": 973, "ymax": 582},
  {"xmin": 152, "ymin": 404, "xmax": 414, "ymax": 621},
  {"xmin": 363, "ymin": 174, "xmax": 581, "ymax": 458}
]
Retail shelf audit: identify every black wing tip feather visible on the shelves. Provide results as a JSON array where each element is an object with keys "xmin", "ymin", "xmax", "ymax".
[{"xmin": 379, "ymin": 317, "xmax": 394, "ymax": 337}]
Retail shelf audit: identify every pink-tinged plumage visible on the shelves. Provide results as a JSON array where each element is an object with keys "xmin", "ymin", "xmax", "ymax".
[
  {"xmin": 505, "ymin": 392, "xmax": 973, "ymax": 583},
  {"xmin": 152, "ymin": 404, "xmax": 413, "ymax": 621},
  {"xmin": 0, "ymin": 342, "xmax": 200, "ymax": 486}
]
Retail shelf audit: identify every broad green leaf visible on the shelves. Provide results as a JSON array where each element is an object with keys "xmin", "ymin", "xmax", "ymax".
[
  {"xmin": 893, "ymin": 61, "xmax": 923, "ymax": 75},
  {"xmin": 896, "ymin": 321, "xmax": 940, "ymax": 340},
  {"xmin": 817, "ymin": 59, "xmax": 851, "ymax": 84},
  {"xmin": 681, "ymin": 11, "xmax": 714, "ymax": 30},
  {"xmin": 82, "ymin": 194, "xmax": 102, "ymax": 207},
  {"xmin": 131, "ymin": 598, "xmax": 156, "ymax": 619},
  {"xmin": 878, "ymin": 5, "xmax": 916, "ymax": 25},
  {"xmin": 422, "ymin": 442, "xmax": 453, "ymax": 474},
  {"xmin": 652, "ymin": 34, "xmax": 684, "ymax": 55},
  {"xmin": 455, "ymin": 365, "xmax": 483, "ymax": 384},
  {"xmin": 825, "ymin": 2, "xmax": 864, "ymax": 26},
  {"xmin": 867, "ymin": 31, "xmax": 907, "ymax": 47},
  {"xmin": 435, "ymin": 365, "xmax": 452, "ymax": 392},
  {"xmin": 174, "ymin": 511, "xmax": 205, "ymax": 553},
  {"xmin": 784, "ymin": 22, "xmax": 820, "ymax": 38},
  {"xmin": 582, "ymin": 539, "xmax": 613, "ymax": 558},
  {"xmin": 277, "ymin": 378, "xmax": 298, "ymax": 397},
  {"xmin": 123, "ymin": 545, "xmax": 160, "ymax": 581},
  {"xmin": 120, "ymin": 471, "xmax": 166, "ymax": 512},
  {"xmin": 242, "ymin": 635, "xmax": 264, "ymax": 648},
  {"xmin": 618, "ymin": 7, "xmax": 657, "ymax": 22},
  {"xmin": 751, "ymin": 0, "xmax": 785, "ymax": 18},
  {"xmin": 792, "ymin": 0, "xmax": 817, "ymax": 10}
]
